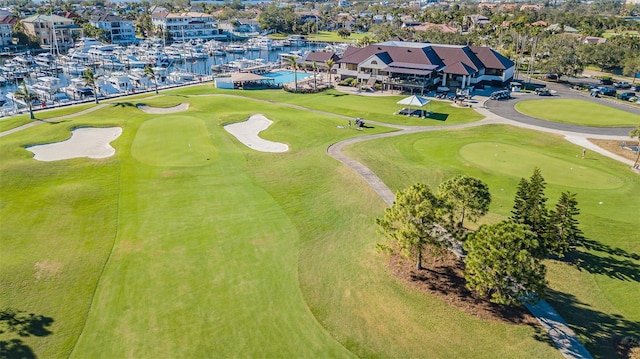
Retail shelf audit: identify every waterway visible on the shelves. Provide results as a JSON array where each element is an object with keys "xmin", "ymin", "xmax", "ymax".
[{"xmin": 0, "ymin": 41, "xmax": 328, "ymax": 94}]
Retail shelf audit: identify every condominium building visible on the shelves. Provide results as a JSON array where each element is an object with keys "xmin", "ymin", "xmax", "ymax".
[
  {"xmin": 90, "ymin": 14, "xmax": 136, "ymax": 45},
  {"xmin": 0, "ymin": 15, "xmax": 16, "ymax": 48},
  {"xmin": 21, "ymin": 14, "xmax": 82, "ymax": 51},
  {"xmin": 151, "ymin": 12, "xmax": 226, "ymax": 42}
]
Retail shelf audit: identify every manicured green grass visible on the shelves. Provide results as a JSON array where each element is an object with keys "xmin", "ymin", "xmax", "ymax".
[
  {"xmin": 514, "ymin": 99, "xmax": 640, "ymax": 127},
  {"xmin": 459, "ymin": 142, "xmax": 623, "ymax": 189},
  {"xmin": 165, "ymin": 86, "xmax": 484, "ymax": 126},
  {"xmin": 1, "ymin": 93, "xmax": 561, "ymax": 358},
  {"xmin": 302, "ymin": 31, "xmax": 371, "ymax": 43},
  {"xmin": 0, "ymin": 103, "xmax": 96, "ymax": 132},
  {"xmin": 346, "ymin": 125, "xmax": 640, "ymax": 358}
]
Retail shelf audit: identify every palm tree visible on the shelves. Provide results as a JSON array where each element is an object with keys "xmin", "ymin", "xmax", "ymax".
[
  {"xmin": 81, "ymin": 68, "xmax": 101, "ymax": 104},
  {"xmin": 324, "ymin": 58, "xmax": 335, "ymax": 88},
  {"xmin": 631, "ymin": 125, "xmax": 640, "ymax": 169},
  {"xmin": 311, "ymin": 60, "xmax": 318, "ymax": 91},
  {"xmin": 144, "ymin": 65, "xmax": 159, "ymax": 94},
  {"xmin": 284, "ymin": 55, "xmax": 299, "ymax": 92},
  {"xmin": 12, "ymin": 82, "xmax": 37, "ymax": 120}
]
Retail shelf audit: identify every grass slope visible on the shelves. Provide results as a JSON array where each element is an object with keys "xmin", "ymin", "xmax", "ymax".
[
  {"xmin": 0, "ymin": 93, "xmax": 562, "ymax": 358},
  {"xmin": 165, "ymin": 87, "xmax": 484, "ymax": 126},
  {"xmin": 514, "ymin": 99, "xmax": 640, "ymax": 127},
  {"xmin": 345, "ymin": 125, "xmax": 640, "ymax": 358}
]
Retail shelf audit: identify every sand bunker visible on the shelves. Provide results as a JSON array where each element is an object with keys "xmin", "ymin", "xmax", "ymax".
[
  {"xmin": 28, "ymin": 127, "xmax": 122, "ymax": 162},
  {"xmin": 137, "ymin": 103, "xmax": 190, "ymax": 114},
  {"xmin": 224, "ymin": 114, "xmax": 289, "ymax": 153}
]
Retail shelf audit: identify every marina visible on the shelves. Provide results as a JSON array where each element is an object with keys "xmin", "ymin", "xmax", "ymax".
[{"xmin": 0, "ymin": 37, "xmax": 342, "ymax": 117}]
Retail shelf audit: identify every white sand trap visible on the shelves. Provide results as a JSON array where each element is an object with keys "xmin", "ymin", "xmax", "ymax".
[
  {"xmin": 28, "ymin": 127, "xmax": 122, "ymax": 162},
  {"xmin": 137, "ymin": 103, "xmax": 190, "ymax": 114},
  {"xmin": 224, "ymin": 114, "xmax": 289, "ymax": 153}
]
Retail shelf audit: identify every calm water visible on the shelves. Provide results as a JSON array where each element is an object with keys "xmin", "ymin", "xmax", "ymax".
[{"xmin": 0, "ymin": 42, "xmax": 327, "ymax": 93}]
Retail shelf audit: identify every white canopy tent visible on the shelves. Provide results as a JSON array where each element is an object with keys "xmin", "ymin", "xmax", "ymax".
[{"xmin": 396, "ymin": 95, "xmax": 432, "ymax": 117}]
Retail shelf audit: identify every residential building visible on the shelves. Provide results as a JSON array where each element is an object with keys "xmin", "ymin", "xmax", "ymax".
[
  {"xmin": 21, "ymin": 14, "xmax": 82, "ymax": 52},
  {"xmin": 0, "ymin": 14, "xmax": 17, "ymax": 48},
  {"xmin": 90, "ymin": 13, "xmax": 136, "ymax": 45},
  {"xmin": 336, "ymin": 41, "xmax": 515, "ymax": 93},
  {"xmin": 151, "ymin": 11, "xmax": 225, "ymax": 42}
]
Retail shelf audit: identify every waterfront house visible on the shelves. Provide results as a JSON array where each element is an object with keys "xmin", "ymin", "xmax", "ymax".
[
  {"xmin": 21, "ymin": 14, "xmax": 82, "ymax": 52},
  {"xmin": 90, "ymin": 13, "xmax": 136, "ymax": 45},
  {"xmin": 336, "ymin": 40, "xmax": 515, "ymax": 93},
  {"xmin": 0, "ymin": 14, "xmax": 17, "ymax": 48},
  {"xmin": 151, "ymin": 11, "xmax": 226, "ymax": 42}
]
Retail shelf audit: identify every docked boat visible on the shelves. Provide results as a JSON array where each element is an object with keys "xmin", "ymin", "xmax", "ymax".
[
  {"xmin": 34, "ymin": 53, "xmax": 57, "ymax": 68},
  {"xmin": 287, "ymin": 34, "xmax": 306, "ymax": 47},
  {"xmin": 225, "ymin": 44, "xmax": 245, "ymax": 54}
]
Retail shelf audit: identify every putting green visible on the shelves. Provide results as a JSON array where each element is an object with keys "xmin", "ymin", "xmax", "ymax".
[
  {"xmin": 132, "ymin": 116, "xmax": 218, "ymax": 167},
  {"xmin": 459, "ymin": 142, "xmax": 623, "ymax": 189}
]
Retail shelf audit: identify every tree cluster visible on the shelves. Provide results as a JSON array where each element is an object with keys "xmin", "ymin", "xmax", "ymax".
[
  {"xmin": 511, "ymin": 167, "xmax": 584, "ymax": 259},
  {"xmin": 377, "ymin": 169, "xmax": 584, "ymax": 306},
  {"xmin": 376, "ymin": 175, "xmax": 491, "ymax": 270}
]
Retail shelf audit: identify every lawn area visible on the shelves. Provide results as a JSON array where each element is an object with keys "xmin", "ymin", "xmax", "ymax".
[
  {"xmin": 300, "ymin": 31, "xmax": 371, "ymax": 43},
  {"xmin": 514, "ymin": 99, "xmax": 640, "ymax": 127},
  {"xmin": 0, "ymin": 103, "xmax": 96, "ymax": 132},
  {"xmin": 345, "ymin": 125, "xmax": 640, "ymax": 358},
  {"xmin": 165, "ymin": 86, "xmax": 484, "ymax": 126},
  {"xmin": 1, "ymin": 92, "xmax": 561, "ymax": 358}
]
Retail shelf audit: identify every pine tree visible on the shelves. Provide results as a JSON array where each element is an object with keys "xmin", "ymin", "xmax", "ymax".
[
  {"xmin": 376, "ymin": 183, "xmax": 444, "ymax": 270},
  {"xmin": 525, "ymin": 167, "xmax": 549, "ymax": 235},
  {"xmin": 464, "ymin": 221, "xmax": 547, "ymax": 305},
  {"xmin": 438, "ymin": 175, "xmax": 491, "ymax": 232},
  {"xmin": 547, "ymin": 191, "xmax": 584, "ymax": 257},
  {"xmin": 511, "ymin": 167, "xmax": 550, "ymax": 257}
]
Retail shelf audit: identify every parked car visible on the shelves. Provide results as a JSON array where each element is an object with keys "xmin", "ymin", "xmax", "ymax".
[
  {"xmin": 542, "ymin": 73, "xmax": 558, "ymax": 81},
  {"xmin": 490, "ymin": 90, "xmax": 511, "ymax": 100},
  {"xmin": 633, "ymin": 85, "xmax": 640, "ymax": 92},
  {"xmin": 599, "ymin": 78, "xmax": 614, "ymax": 85},
  {"xmin": 614, "ymin": 81, "xmax": 632, "ymax": 89},
  {"xmin": 596, "ymin": 86, "xmax": 617, "ymax": 96},
  {"xmin": 618, "ymin": 92, "xmax": 637, "ymax": 101},
  {"xmin": 535, "ymin": 88, "xmax": 552, "ymax": 96}
]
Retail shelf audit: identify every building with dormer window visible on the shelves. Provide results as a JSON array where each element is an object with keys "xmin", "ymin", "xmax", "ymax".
[{"xmin": 336, "ymin": 41, "xmax": 514, "ymax": 93}]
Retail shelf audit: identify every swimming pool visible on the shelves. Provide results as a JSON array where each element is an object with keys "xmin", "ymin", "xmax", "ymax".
[{"xmin": 263, "ymin": 71, "xmax": 312, "ymax": 85}]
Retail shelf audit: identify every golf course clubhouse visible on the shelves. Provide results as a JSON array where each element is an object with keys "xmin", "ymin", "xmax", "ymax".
[{"xmin": 336, "ymin": 41, "xmax": 515, "ymax": 93}]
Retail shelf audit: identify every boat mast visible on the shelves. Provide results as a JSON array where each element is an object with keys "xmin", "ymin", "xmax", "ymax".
[{"xmin": 50, "ymin": 5, "xmax": 58, "ymax": 56}]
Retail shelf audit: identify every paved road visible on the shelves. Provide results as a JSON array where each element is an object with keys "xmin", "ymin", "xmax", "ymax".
[{"xmin": 484, "ymin": 82, "xmax": 639, "ymax": 136}]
